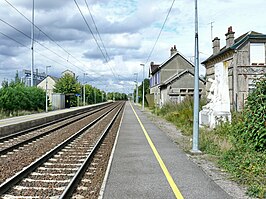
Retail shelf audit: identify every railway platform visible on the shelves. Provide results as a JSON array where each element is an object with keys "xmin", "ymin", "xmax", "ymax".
[
  {"xmin": 101, "ymin": 101, "xmax": 232, "ymax": 199},
  {"xmin": 0, "ymin": 102, "xmax": 109, "ymax": 137}
]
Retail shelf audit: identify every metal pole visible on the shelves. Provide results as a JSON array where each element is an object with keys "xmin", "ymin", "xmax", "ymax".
[
  {"xmin": 133, "ymin": 73, "xmax": 138, "ymax": 103},
  {"xmin": 94, "ymin": 89, "xmax": 96, "ymax": 104},
  {"xmin": 30, "ymin": 0, "xmax": 35, "ymax": 86},
  {"xmin": 45, "ymin": 66, "xmax": 51, "ymax": 112},
  {"xmin": 191, "ymin": 0, "xmax": 201, "ymax": 153},
  {"xmin": 83, "ymin": 84, "xmax": 85, "ymax": 106},
  {"xmin": 83, "ymin": 73, "xmax": 87, "ymax": 106},
  {"xmin": 136, "ymin": 75, "xmax": 138, "ymax": 104},
  {"xmin": 141, "ymin": 64, "xmax": 145, "ymax": 111}
]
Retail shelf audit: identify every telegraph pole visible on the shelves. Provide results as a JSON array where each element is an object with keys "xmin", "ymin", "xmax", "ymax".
[
  {"xmin": 191, "ymin": 0, "xmax": 201, "ymax": 153},
  {"xmin": 31, "ymin": 0, "xmax": 35, "ymax": 86}
]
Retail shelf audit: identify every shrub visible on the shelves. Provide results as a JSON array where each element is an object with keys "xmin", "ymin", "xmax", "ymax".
[{"xmin": 240, "ymin": 75, "xmax": 266, "ymax": 151}]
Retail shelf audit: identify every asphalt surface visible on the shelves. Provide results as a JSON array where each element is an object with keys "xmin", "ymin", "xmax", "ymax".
[{"xmin": 103, "ymin": 102, "xmax": 232, "ymax": 199}]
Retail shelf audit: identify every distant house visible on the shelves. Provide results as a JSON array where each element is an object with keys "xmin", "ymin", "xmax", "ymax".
[
  {"xmin": 62, "ymin": 69, "xmax": 75, "ymax": 78},
  {"xmin": 149, "ymin": 45, "xmax": 205, "ymax": 107},
  {"xmin": 202, "ymin": 26, "xmax": 266, "ymax": 111},
  {"xmin": 37, "ymin": 75, "xmax": 58, "ymax": 102}
]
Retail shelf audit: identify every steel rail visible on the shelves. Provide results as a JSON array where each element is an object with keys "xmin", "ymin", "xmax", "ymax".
[
  {"xmin": 0, "ymin": 103, "xmax": 115, "ymax": 156},
  {"xmin": 59, "ymin": 102, "xmax": 124, "ymax": 198},
  {"xmin": 0, "ymin": 102, "xmax": 122, "ymax": 195},
  {"xmin": 0, "ymin": 102, "xmax": 111, "ymax": 142}
]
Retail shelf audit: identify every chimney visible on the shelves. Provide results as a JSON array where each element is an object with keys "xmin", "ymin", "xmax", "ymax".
[
  {"xmin": 225, "ymin": 26, "xmax": 235, "ymax": 48},
  {"xmin": 212, "ymin": 37, "xmax": 220, "ymax": 55},
  {"xmin": 170, "ymin": 45, "xmax": 177, "ymax": 56}
]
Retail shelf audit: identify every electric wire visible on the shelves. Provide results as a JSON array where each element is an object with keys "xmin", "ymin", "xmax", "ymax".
[
  {"xmin": 144, "ymin": 0, "xmax": 176, "ymax": 65},
  {"xmin": 0, "ymin": 31, "xmax": 71, "ymax": 69},
  {"xmin": 3, "ymin": 0, "xmax": 89, "ymax": 71},
  {"xmin": 0, "ymin": 18, "xmax": 85, "ymax": 72},
  {"xmin": 74, "ymin": 0, "xmax": 120, "ymax": 81}
]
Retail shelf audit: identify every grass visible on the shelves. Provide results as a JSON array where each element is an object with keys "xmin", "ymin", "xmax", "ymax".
[
  {"xmin": 0, "ymin": 109, "xmax": 42, "ymax": 120},
  {"xmin": 152, "ymin": 99, "xmax": 266, "ymax": 198}
]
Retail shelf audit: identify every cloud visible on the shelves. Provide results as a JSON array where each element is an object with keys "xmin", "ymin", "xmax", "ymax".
[{"xmin": 0, "ymin": 0, "xmax": 265, "ymax": 93}]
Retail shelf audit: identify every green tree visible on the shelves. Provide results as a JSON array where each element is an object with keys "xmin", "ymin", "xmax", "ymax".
[{"xmin": 53, "ymin": 73, "xmax": 81, "ymax": 107}]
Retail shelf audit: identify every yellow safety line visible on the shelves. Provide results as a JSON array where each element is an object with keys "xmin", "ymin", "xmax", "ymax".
[{"xmin": 129, "ymin": 103, "xmax": 184, "ymax": 199}]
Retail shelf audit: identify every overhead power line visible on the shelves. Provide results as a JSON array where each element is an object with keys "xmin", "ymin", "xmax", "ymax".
[
  {"xmin": 3, "ymin": 0, "xmax": 88, "ymax": 72},
  {"xmin": 0, "ymin": 31, "xmax": 70, "ymax": 68},
  {"xmin": 145, "ymin": 0, "xmax": 176, "ymax": 65},
  {"xmin": 83, "ymin": 0, "xmax": 122, "ymax": 80},
  {"xmin": 0, "ymin": 18, "xmax": 85, "ymax": 72},
  {"xmin": 84, "ymin": 0, "xmax": 110, "ymax": 61},
  {"xmin": 74, "ymin": 0, "xmax": 120, "ymax": 81}
]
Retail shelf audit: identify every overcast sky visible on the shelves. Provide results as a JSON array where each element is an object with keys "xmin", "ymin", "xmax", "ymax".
[{"xmin": 0, "ymin": 0, "xmax": 265, "ymax": 93}]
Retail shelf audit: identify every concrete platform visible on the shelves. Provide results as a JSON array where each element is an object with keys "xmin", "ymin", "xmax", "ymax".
[
  {"xmin": 102, "ymin": 102, "xmax": 232, "ymax": 199},
  {"xmin": 0, "ymin": 102, "xmax": 110, "ymax": 137}
]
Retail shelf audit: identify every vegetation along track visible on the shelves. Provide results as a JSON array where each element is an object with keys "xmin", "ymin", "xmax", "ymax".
[
  {"xmin": 0, "ymin": 102, "xmax": 121, "ymax": 185},
  {"xmin": 0, "ymin": 101, "xmax": 125, "ymax": 198}
]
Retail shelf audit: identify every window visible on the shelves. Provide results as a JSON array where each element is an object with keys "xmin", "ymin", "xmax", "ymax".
[{"xmin": 250, "ymin": 43, "xmax": 265, "ymax": 65}]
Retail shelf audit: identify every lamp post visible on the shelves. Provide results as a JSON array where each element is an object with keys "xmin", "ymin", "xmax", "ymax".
[
  {"xmin": 140, "ymin": 64, "xmax": 145, "ymax": 111},
  {"xmin": 45, "ymin": 65, "xmax": 51, "ymax": 112},
  {"xmin": 134, "ymin": 73, "xmax": 138, "ymax": 104}
]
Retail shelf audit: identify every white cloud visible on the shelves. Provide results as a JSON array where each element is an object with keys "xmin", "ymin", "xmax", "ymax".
[{"xmin": 0, "ymin": 0, "xmax": 265, "ymax": 93}]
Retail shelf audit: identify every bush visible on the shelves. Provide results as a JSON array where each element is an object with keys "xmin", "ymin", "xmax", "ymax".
[
  {"xmin": 0, "ymin": 85, "xmax": 45, "ymax": 115},
  {"xmin": 157, "ymin": 97, "xmax": 194, "ymax": 135},
  {"xmin": 239, "ymin": 75, "xmax": 266, "ymax": 151}
]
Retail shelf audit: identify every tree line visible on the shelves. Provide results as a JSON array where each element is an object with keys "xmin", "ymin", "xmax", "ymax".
[{"xmin": 0, "ymin": 72, "xmax": 127, "ymax": 116}]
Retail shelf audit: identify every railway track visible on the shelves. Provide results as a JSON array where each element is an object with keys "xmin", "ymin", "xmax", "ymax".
[
  {"xmin": 0, "ymin": 101, "xmax": 125, "ymax": 198},
  {"xmin": 0, "ymin": 103, "xmax": 111, "ymax": 156},
  {"xmin": 0, "ymin": 102, "xmax": 121, "ymax": 184}
]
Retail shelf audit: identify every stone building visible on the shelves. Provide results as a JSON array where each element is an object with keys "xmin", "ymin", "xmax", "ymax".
[
  {"xmin": 202, "ymin": 27, "xmax": 266, "ymax": 111},
  {"xmin": 149, "ymin": 45, "xmax": 205, "ymax": 107}
]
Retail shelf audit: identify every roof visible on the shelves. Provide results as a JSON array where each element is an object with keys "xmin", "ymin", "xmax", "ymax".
[
  {"xmin": 37, "ymin": 75, "xmax": 58, "ymax": 85},
  {"xmin": 159, "ymin": 69, "xmax": 206, "ymax": 87},
  {"xmin": 202, "ymin": 31, "xmax": 266, "ymax": 64},
  {"xmin": 160, "ymin": 51, "xmax": 194, "ymax": 70},
  {"xmin": 150, "ymin": 50, "xmax": 195, "ymax": 76},
  {"xmin": 150, "ymin": 63, "xmax": 160, "ymax": 75}
]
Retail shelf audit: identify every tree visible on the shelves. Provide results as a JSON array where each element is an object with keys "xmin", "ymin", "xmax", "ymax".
[
  {"xmin": 53, "ymin": 73, "xmax": 81, "ymax": 107},
  {"xmin": 137, "ymin": 78, "xmax": 150, "ymax": 105}
]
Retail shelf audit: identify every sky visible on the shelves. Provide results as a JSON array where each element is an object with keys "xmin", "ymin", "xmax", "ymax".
[{"xmin": 0, "ymin": 0, "xmax": 265, "ymax": 94}]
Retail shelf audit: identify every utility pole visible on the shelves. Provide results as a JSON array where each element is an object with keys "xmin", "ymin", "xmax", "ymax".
[
  {"xmin": 94, "ymin": 89, "xmax": 96, "ymax": 104},
  {"xmin": 45, "ymin": 66, "xmax": 51, "ymax": 112},
  {"xmin": 141, "ymin": 64, "xmax": 145, "ymax": 111},
  {"xmin": 31, "ymin": 0, "xmax": 35, "ymax": 86},
  {"xmin": 191, "ymin": 0, "xmax": 201, "ymax": 153},
  {"xmin": 83, "ymin": 73, "xmax": 87, "ymax": 106}
]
